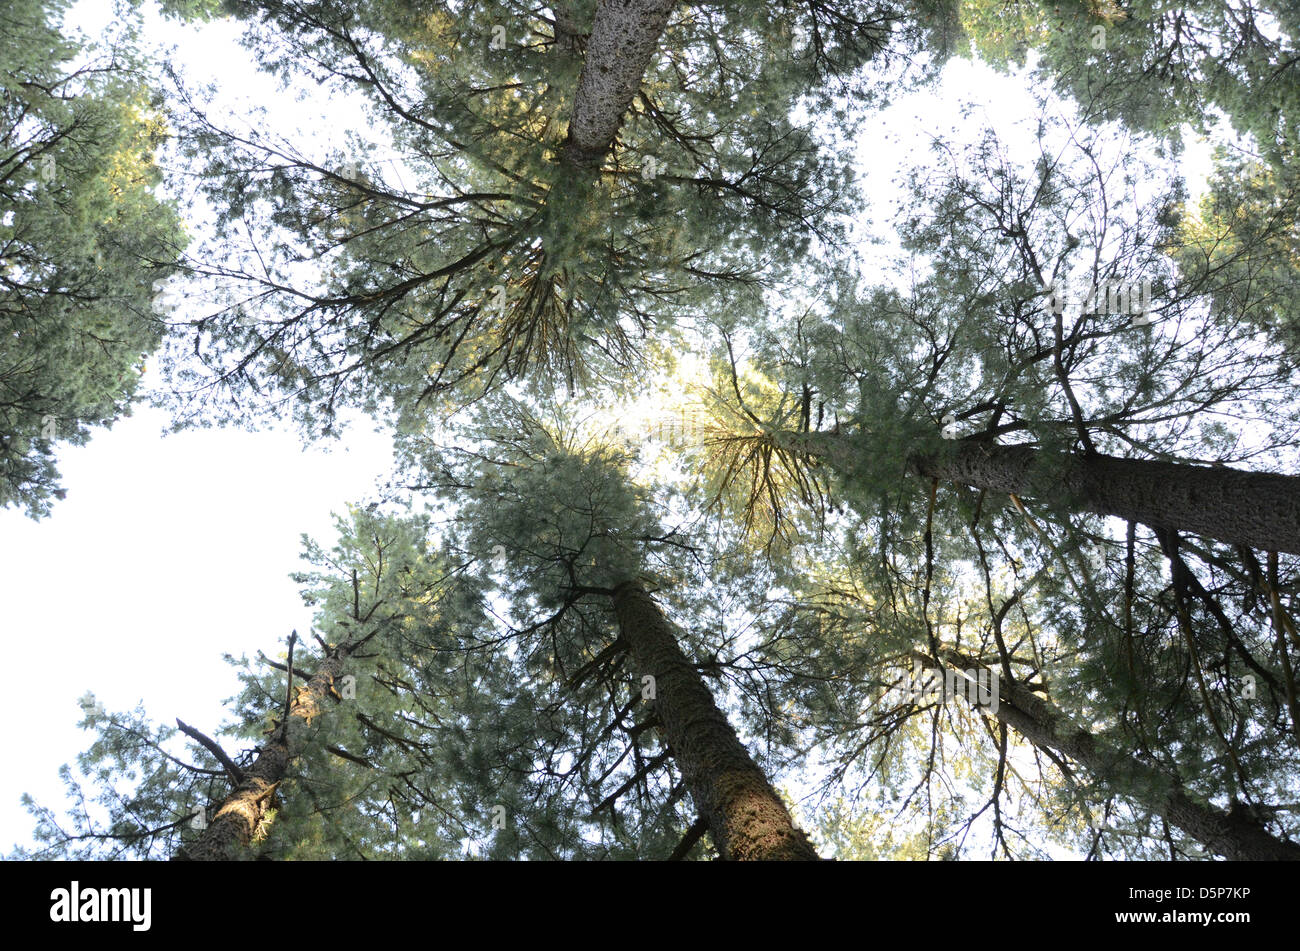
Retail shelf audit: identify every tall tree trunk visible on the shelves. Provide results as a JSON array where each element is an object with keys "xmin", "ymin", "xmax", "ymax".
[
  {"xmin": 908, "ymin": 442, "xmax": 1300, "ymax": 554},
  {"xmin": 560, "ymin": 0, "xmax": 677, "ymax": 167},
  {"xmin": 611, "ymin": 580, "xmax": 821, "ymax": 860},
  {"xmin": 922, "ymin": 646, "xmax": 1300, "ymax": 861},
  {"xmin": 174, "ymin": 639, "xmax": 359, "ymax": 861},
  {"xmin": 778, "ymin": 429, "xmax": 1300, "ymax": 554}
]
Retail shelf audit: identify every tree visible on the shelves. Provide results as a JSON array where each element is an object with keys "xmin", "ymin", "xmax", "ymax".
[
  {"xmin": 18, "ymin": 0, "xmax": 1300, "ymax": 865},
  {"xmin": 1170, "ymin": 149, "xmax": 1300, "ymax": 359},
  {"xmin": 955, "ymin": 1, "xmax": 1300, "ymax": 358},
  {"xmin": 14, "ymin": 508, "xmax": 509, "ymax": 861},
  {"xmin": 412, "ymin": 397, "xmax": 821, "ymax": 858},
  {"xmin": 148, "ymin": 0, "xmax": 951, "ymax": 434},
  {"xmin": 0, "ymin": 0, "xmax": 185, "ymax": 515},
  {"xmin": 556, "ymin": 0, "xmax": 677, "ymax": 169},
  {"xmin": 742, "ymin": 501, "xmax": 1300, "ymax": 859},
  {"xmin": 912, "ymin": 443, "xmax": 1300, "ymax": 555},
  {"xmin": 923, "ymin": 643, "xmax": 1300, "ymax": 861},
  {"xmin": 610, "ymin": 580, "xmax": 819, "ymax": 859},
  {"xmin": 688, "ymin": 103, "xmax": 1300, "ymax": 561},
  {"xmin": 960, "ymin": 1, "xmax": 1300, "ymax": 167},
  {"xmin": 174, "ymin": 628, "xmax": 381, "ymax": 860}
]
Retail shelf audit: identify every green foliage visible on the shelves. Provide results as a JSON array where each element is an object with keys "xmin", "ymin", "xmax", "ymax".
[
  {"xmin": 1173, "ymin": 149, "xmax": 1300, "ymax": 357},
  {"xmin": 154, "ymin": 0, "xmax": 957, "ymax": 433},
  {"xmin": 16, "ymin": 0, "xmax": 1300, "ymax": 863},
  {"xmin": 961, "ymin": 1, "xmax": 1300, "ymax": 159},
  {"xmin": 0, "ymin": 0, "xmax": 185, "ymax": 515}
]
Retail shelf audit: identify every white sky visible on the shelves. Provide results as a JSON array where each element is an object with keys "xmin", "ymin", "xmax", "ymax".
[
  {"xmin": 0, "ymin": 3, "xmax": 1218, "ymax": 854},
  {"xmin": 0, "ymin": 407, "xmax": 394, "ymax": 848}
]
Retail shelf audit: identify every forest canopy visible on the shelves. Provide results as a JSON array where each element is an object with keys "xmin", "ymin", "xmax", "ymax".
[{"xmin": 7, "ymin": 0, "xmax": 1300, "ymax": 862}]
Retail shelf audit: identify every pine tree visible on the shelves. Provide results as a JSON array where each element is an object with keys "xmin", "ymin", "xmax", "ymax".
[
  {"xmin": 149, "ymin": 0, "xmax": 950, "ymax": 432},
  {"xmin": 14, "ymin": 508, "xmax": 504, "ymax": 860},
  {"xmin": 0, "ymin": 0, "xmax": 185, "ymax": 515},
  {"xmin": 924, "ymin": 644, "xmax": 1300, "ymax": 861},
  {"xmin": 960, "ymin": 1, "xmax": 1300, "ymax": 168},
  {"xmin": 959, "ymin": 1, "xmax": 1300, "ymax": 356},
  {"xmin": 411, "ymin": 396, "xmax": 821, "ymax": 858},
  {"xmin": 691, "ymin": 104, "xmax": 1300, "ymax": 560}
]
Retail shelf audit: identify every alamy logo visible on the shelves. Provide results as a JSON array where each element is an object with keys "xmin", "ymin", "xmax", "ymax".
[
  {"xmin": 1040, "ymin": 277, "xmax": 1156, "ymax": 323},
  {"xmin": 49, "ymin": 881, "xmax": 151, "ymax": 931},
  {"xmin": 607, "ymin": 409, "xmax": 708, "ymax": 445},
  {"xmin": 882, "ymin": 659, "xmax": 1000, "ymax": 714}
]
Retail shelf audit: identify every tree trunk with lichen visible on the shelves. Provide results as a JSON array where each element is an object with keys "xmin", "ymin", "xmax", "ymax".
[
  {"xmin": 560, "ymin": 0, "xmax": 676, "ymax": 168},
  {"xmin": 611, "ymin": 580, "xmax": 820, "ymax": 860},
  {"xmin": 174, "ymin": 644, "xmax": 354, "ymax": 861}
]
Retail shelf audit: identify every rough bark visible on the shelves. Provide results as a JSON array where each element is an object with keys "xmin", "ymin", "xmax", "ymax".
[
  {"xmin": 560, "ymin": 0, "xmax": 677, "ymax": 167},
  {"xmin": 909, "ymin": 441, "xmax": 1300, "ymax": 553},
  {"xmin": 906, "ymin": 441, "xmax": 1300, "ymax": 554},
  {"xmin": 922, "ymin": 647, "xmax": 1300, "ymax": 861},
  {"xmin": 173, "ymin": 640, "xmax": 357, "ymax": 861},
  {"xmin": 611, "ymin": 580, "xmax": 821, "ymax": 860},
  {"xmin": 779, "ymin": 430, "xmax": 1300, "ymax": 553}
]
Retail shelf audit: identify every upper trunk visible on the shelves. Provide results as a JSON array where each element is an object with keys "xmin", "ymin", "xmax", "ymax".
[
  {"xmin": 779, "ymin": 430, "xmax": 1300, "ymax": 553},
  {"xmin": 174, "ymin": 641, "xmax": 357, "ymax": 861},
  {"xmin": 908, "ymin": 442, "xmax": 1300, "ymax": 554},
  {"xmin": 776, "ymin": 426, "xmax": 1300, "ymax": 555},
  {"xmin": 559, "ymin": 0, "xmax": 677, "ymax": 168},
  {"xmin": 924, "ymin": 647, "xmax": 1300, "ymax": 861},
  {"xmin": 611, "ymin": 580, "xmax": 821, "ymax": 860}
]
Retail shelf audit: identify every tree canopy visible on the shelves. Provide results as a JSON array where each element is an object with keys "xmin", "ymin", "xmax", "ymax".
[
  {"xmin": 0, "ymin": 0, "xmax": 185, "ymax": 515},
  {"xmin": 10, "ymin": 0, "xmax": 1300, "ymax": 862}
]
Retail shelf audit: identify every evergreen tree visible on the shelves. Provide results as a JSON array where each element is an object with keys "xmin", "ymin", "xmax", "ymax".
[
  {"xmin": 690, "ymin": 105, "xmax": 1300, "ymax": 561},
  {"xmin": 926, "ymin": 643, "xmax": 1300, "ymax": 860},
  {"xmin": 15, "ymin": 508, "xmax": 502, "ymax": 860},
  {"xmin": 409, "ymin": 396, "xmax": 821, "ymax": 858},
  {"xmin": 1171, "ymin": 149, "xmax": 1300, "ymax": 359},
  {"xmin": 0, "ymin": 0, "xmax": 185, "ymax": 515},
  {"xmin": 147, "ymin": 0, "xmax": 954, "ymax": 433},
  {"xmin": 16, "ymin": 0, "xmax": 1300, "ymax": 866},
  {"xmin": 959, "ymin": 0, "xmax": 1300, "ymax": 167}
]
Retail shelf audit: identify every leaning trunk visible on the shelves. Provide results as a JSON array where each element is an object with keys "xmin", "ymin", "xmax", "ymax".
[
  {"xmin": 902, "ymin": 440, "xmax": 1300, "ymax": 554},
  {"xmin": 174, "ymin": 643, "xmax": 354, "ymax": 861},
  {"xmin": 560, "ymin": 0, "xmax": 677, "ymax": 167},
  {"xmin": 781, "ymin": 430, "xmax": 1300, "ymax": 553},
  {"xmin": 923, "ymin": 647, "xmax": 1300, "ymax": 861},
  {"xmin": 611, "ymin": 580, "xmax": 820, "ymax": 860}
]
